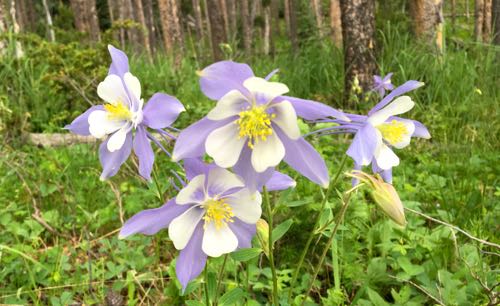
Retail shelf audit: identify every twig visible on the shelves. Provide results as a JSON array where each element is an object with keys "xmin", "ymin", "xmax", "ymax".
[
  {"xmin": 388, "ymin": 275, "xmax": 445, "ymax": 306},
  {"xmin": 106, "ymin": 181, "xmax": 124, "ymax": 225}
]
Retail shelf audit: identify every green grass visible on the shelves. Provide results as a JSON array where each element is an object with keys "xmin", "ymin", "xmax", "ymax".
[{"xmin": 1, "ymin": 21, "xmax": 499, "ymax": 305}]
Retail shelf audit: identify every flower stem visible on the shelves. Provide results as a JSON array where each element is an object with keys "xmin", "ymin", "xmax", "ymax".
[
  {"xmin": 151, "ymin": 166, "xmax": 164, "ymax": 203},
  {"xmin": 213, "ymin": 254, "xmax": 228, "ymax": 306},
  {"xmin": 300, "ymin": 193, "xmax": 352, "ymax": 306},
  {"xmin": 263, "ymin": 186, "xmax": 279, "ymax": 305},
  {"xmin": 287, "ymin": 155, "xmax": 348, "ymax": 302},
  {"xmin": 204, "ymin": 265, "xmax": 210, "ymax": 306}
]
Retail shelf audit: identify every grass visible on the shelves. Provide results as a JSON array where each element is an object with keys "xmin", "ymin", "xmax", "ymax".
[{"xmin": 0, "ymin": 21, "xmax": 499, "ymax": 305}]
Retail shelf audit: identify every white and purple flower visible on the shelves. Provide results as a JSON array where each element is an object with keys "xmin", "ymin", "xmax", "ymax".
[
  {"xmin": 119, "ymin": 159, "xmax": 295, "ymax": 290},
  {"xmin": 172, "ymin": 61, "xmax": 349, "ymax": 188},
  {"xmin": 65, "ymin": 45, "xmax": 185, "ymax": 180},
  {"xmin": 373, "ymin": 73, "xmax": 394, "ymax": 97}
]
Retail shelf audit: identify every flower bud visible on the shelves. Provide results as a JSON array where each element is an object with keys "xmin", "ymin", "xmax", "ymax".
[{"xmin": 256, "ymin": 219, "xmax": 270, "ymax": 256}]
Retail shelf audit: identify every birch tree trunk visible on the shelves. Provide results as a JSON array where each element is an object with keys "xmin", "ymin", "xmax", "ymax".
[
  {"xmin": 207, "ymin": 0, "xmax": 227, "ymax": 60},
  {"xmin": 340, "ymin": 0, "xmax": 375, "ymax": 105},
  {"xmin": 42, "ymin": 0, "xmax": 55, "ymax": 41},
  {"xmin": 330, "ymin": 0, "xmax": 342, "ymax": 47},
  {"xmin": 475, "ymin": 0, "xmax": 484, "ymax": 41},
  {"xmin": 263, "ymin": 4, "xmax": 271, "ymax": 55},
  {"xmin": 312, "ymin": 0, "xmax": 325, "ymax": 38},
  {"xmin": 483, "ymin": 0, "xmax": 492, "ymax": 41},
  {"xmin": 9, "ymin": 0, "xmax": 23, "ymax": 57},
  {"xmin": 241, "ymin": 0, "xmax": 252, "ymax": 56},
  {"xmin": 493, "ymin": 0, "xmax": 500, "ymax": 44}
]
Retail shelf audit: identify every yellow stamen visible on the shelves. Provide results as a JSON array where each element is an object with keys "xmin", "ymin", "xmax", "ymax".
[
  {"xmin": 203, "ymin": 198, "xmax": 234, "ymax": 230},
  {"xmin": 104, "ymin": 103, "xmax": 132, "ymax": 121},
  {"xmin": 236, "ymin": 106, "xmax": 275, "ymax": 149},
  {"xmin": 376, "ymin": 120, "xmax": 408, "ymax": 145}
]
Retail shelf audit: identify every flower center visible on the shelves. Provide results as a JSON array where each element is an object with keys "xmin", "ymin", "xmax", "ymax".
[
  {"xmin": 377, "ymin": 120, "xmax": 408, "ymax": 145},
  {"xmin": 236, "ymin": 106, "xmax": 275, "ymax": 149},
  {"xmin": 203, "ymin": 198, "xmax": 234, "ymax": 230},
  {"xmin": 104, "ymin": 103, "xmax": 132, "ymax": 121}
]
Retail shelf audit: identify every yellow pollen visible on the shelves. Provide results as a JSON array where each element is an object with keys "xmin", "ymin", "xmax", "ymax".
[
  {"xmin": 236, "ymin": 106, "xmax": 275, "ymax": 149},
  {"xmin": 104, "ymin": 103, "xmax": 132, "ymax": 121},
  {"xmin": 203, "ymin": 198, "xmax": 234, "ymax": 230},
  {"xmin": 377, "ymin": 120, "xmax": 408, "ymax": 145}
]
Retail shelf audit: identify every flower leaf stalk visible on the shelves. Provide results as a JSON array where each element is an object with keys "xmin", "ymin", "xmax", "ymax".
[{"xmin": 263, "ymin": 186, "xmax": 279, "ymax": 305}]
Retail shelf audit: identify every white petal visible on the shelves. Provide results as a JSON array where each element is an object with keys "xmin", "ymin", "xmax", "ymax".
[
  {"xmin": 225, "ymin": 189, "xmax": 262, "ymax": 224},
  {"xmin": 107, "ymin": 127, "xmax": 129, "ymax": 152},
  {"xmin": 374, "ymin": 143, "xmax": 400, "ymax": 170},
  {"xmin": 207, "ymin": 90, "xmax": 249, "ymax": 120},
  {"xmin": 251, "ymin": 132, "xmax": 285, "ymax": 172},
  {"xmin": 270, "ymin": 100, "xmax": 300, "ymax": 140},
  {"xmin": 176, "ymin": 174, "xmax": 206, "ymax": 205},
  {"xmin": 124, "ymin": 72, "xmax": 141, "ymax": 101},
  {"xmin": 202, "ymin": 222, "xmax": 238, "ymax": 257},
  {"xmin": 206, "ymin": 168, "xmax": 245, "ymax": 196},
  {"xmin": 205, "ymin": 122, "xmax": 246, "ymax": 168},
  {"xmin": 392, "ymin": 120, "xmax": 415, "ymax": 149},
  {"xmin": 97, "ymin": 74, "xmax": 129, "ymax": 105},
  {"xmin": 88, "ymin": 110, "xmax": 124, "ymax": 138},
  {"xmin": 367, "ymin": 96, "xmax": 415, "ymax": 126},
  {"xmin": 169, "ymin": 207, "xmax": 204, "ymax": 250},
  {"xmin": 243, "ymin": 77, "xmax": 289, "ymax": 103}
]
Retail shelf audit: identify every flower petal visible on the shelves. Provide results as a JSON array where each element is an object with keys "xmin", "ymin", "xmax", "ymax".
[
  {"xmin": 368, "ymin": 96, "xmax": 415, "ymax": 126},
  {"xmin": 176, "ymin": 224, "xmax": 207, "ymax": 292},
  {"xmin": 346, "ymin": 124, "xmax": 380, "ymax": 166},
  {"xmin": 119, "ymin": 199, "xmax": 189, "ymax": 238},
  {"xmin": 124, "ymin": 72, "xmax": 141, "ymax": 102},
  {"xmin": 202, "ymin": 223, "xmax": 238, "ymax": 257},
  {"xmin": 133, "ymin": 126, "xmax": 154, "ymax": 180},
  {"xmin": 206, "ymin": 168, "xmax": 245, "ymax": 197},
  {"xmin": 184, "ymin": 158, "xmax": 214, "ymax": 181},
  {"xmin": 172, "ymin": 117, "xmax": 235, "ymax": 162},
  {"xmin": 392, "ymin": 120, "xmax": 415, "ymax": 149},
  {"xmin": 169, "ymin": 206, "xmax": 205, "ymax": 250},
  {"xmin": 143, "ymin": 93, "xmax": 185, "ymax": 129},
  {"xmin": 243, "ymin": 77, "xmax": 289, "ymax": 103},
  {"xmin": 64, "ymin": 105, "xmax": 104, "ymax": 136},
  {"xmin": 199, "ymin": 61, "xmax": 254, "ymax": 100},
  {"xmin": 205, "ymin": 122, "xmax": 246, "ymax": 168},
  {"xmin": 176, "ymin": 174, "xmax": 206, "ymax": 205},
  {"xmin": 233, "ymin": 146, "xmax": 275, "ymax": 192},
  {"xmin": 276, "ymin": 96, "xmax": 350, "ymax": 121},
  {"xmin": 107, "ymin": 127, "xmax": 129, "ymax": 152},
  {"xmin": 88, "ymin": 110, "xmax": 124, "ymax": 138},
  {"xmin": 107, "ymin": 45, "xmax": 129, "ymax": 77},
  {"xmin": 265, "ymin": 171, "xmax": 296, "ymax": 191},
  {"xmin": 207, "ymin": 90, "xmax": 249, "ymax": 120},
  {"xmin": 99, "ymin": 132, "xmax": 133, "ymax": 180},
  {"xmin": 251, "ymin": 132, "xmax": 285, "ymax": 172},
  {"xmin": 225, "ymin": 189, "xmax": 262, "ymax": 224},
  {"xmin": 271, "ymin": 100, "xmax": 300, "ymax": 140},
  {"xmin": 97, "ymin": 74, "xmax": 130, "ymax": 105},
  {"xmin": 228, "ymin": 219, "xmax": 256, "ymax": 249},
  {"xmin": 369, "ymin": 80, "xmax": 424, "ymax": 115},
  {"xmin": 374, "ymin": 143, "xmax": 400, "ymax": 170}
]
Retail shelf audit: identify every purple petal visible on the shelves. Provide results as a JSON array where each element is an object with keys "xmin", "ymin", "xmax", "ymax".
[
  {"xmin": 373, "ymin": 75, "xmax": 382, "ymax": 85},
  {"xmin": 107, "ymin": 45, "xmax": 129, "ymax": 77},
  {"xmin": 172, "ymin": 117, "xmax": 235, "ymax": 161},
  {"xmin": 143, "ymin": 93, "xmax": 185, "ymax": 129},
  {"xmin": 229, "ymin": 218, "xmax": 256, "ymax": 249},
  {"xmin": 369, "ymin": 80, "xmax": 424, "ymax": 115},
  {"xmin": 99, "ymin": 131, "xmax": 133, "ymax": 180},
  {"xmin": 276, "ymin": 129, "xmax": 329, "ymax": 188},
  {"xmin": 176, "ymin": 224, "xmax": 207, "ymax": 292},
  {"xmin": 372, "ymin": 160, "xmax": 393, "ymax": 183},
  {"xmin": 233, "ymin": 146, "xmax": 274, "ymax": 191},
  {"xmin": 119, "ymin": 199, "xmax": 189, "ymax": 238},
  {"xmin": 382, "ymin": 73, "xmax": 393, "ymax": 82},
  {"xmin": 264, "ymin": 69, "xmax": 279, "ymax": 80},
  {"xmin": 64, "ymin": 105, "xmax": 103, "ymax": 136},
  {"xmin": 265, "ymin": 171, "xmax": 296, "ymax": 191},
  {"xmin": 346, "ymin": 124, "xmax": 379, "ymax": 167},
  {"xmin": 351, "ymin": 162, "xmax": 362, "ymax": 186},
  {"xmin": 377, "ymin": 88, "xmax": 386, "ymax": 97},
  {"xmin": 183, "ymin": 158, "xmax": 215, "ymax": 180},
  {"xmin": 134, "ymin": 126, "xmax": 154, "ymax": 180},
  {"xmin": 277, "ymin": 96, "xmax": 349, "ymax": 121},
  {"xmin": 410, "ymin": 119, "xmax": 431, "ymax": 139},
  {"xmin": 199, "ymin": 61, "xmax": 254, "ymax": 100}
]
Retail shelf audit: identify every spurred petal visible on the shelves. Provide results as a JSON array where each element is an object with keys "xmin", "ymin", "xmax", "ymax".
[
  {"xmin": 133, "ymin": 126, "xmax": 154, "ymax": 180},
  {"xmin": 346, "ymin": 124, "xmax": 380, "ymax": 166},
  {"xmin": 176, "ymin": 174, "xmax": 206, "ymax": 205},
  {"xmin": 228, "ymin": 219, "xmax": 256, "ymax": 249},
  {"xmin": 184, "ymin": 158, "xmax": 214, "ymax": 180},
  {"xmin": 143, "ymin": 93, "xmax": 185, "ymax": 129},
  {"xmin": 251, "ymin": 132, "xmax": 285, "ymax": 172},
  {"xmin": 108, "ymin": 45, "xmax": 129, "ymax": 77},
  {"xmin": 205, "ymin": 122, "xmax": 246, "ymax": 168},
  {"xmin": 64, "ymin": 105, "xmax": 104, "ymax": 136},
  {"xmin": 88, "ymin": 110, "xmax": 124, "ymax": 139},
  {"xmin": 107, "ymin": 127, "xmax": 129, "ymax": 152},
  {"xmin": 369, "ymin": 80, "xmax": 424, "ymax": 115},
  {"xmin": 367, "ymin": 96, "xmax": 415, "ymax": 126},
  {"xmin": 233, "ymin": 147, "xmax": 275, "ymax": 191},
  {"xmin": 202, "ymin": 223, "xmax": 238, "ymax": 257},
  {"xmin": 374, "ymin": 143, "xmax": 400, "ymax": 170},
  {"xmin": 409, "ymin": 119, "xmax": 431, "ymax": 139},
  {"xmin": 265, "ymin": 171, "xmax": 296, "ymax": 191},
  {"xmin": 169, "ymin": 207, "xmax": 205, "ymax": 250},
  {"xmin": 206, "ymin": 168, "xmax": 244, "ymax": 197},
  {"xmin": 243, "ymin": 77, "xmax": 289, "ymax": 103},
  {"xmin": 119, "ymin": 199, "xmax": 189, "ymax": 238},
  {"xmin": 277, "ymin": 96, "xmax": 349, "ymax": 121},
  {"xmin": 124, "ymin": 72, "xmax": 141, "ymax": 101},
  {"xmin": 199, "ymin": 61, "xmax": 254, "ymax": 100},
  {"xmin": 225, "ymin": 189, "xmax": 262, "ymax": 224},
  {"xmin": 172, "ymin": 117, "xmax": 235, "ymax": 162},
  {"xmin": 97, "ymin": 74, "xmax": 130, "ymax": 105},
  {"xmin": 271, "ymin": 100, "xmax": 300, "ymax": 140},
  {"xmin": 99, "ymin": 132, "xmax": 133, "ymax": 180},
  {"xmin": 176, "ymin": 224, "xmax": 207, "ymax": 292},
  {"xmin": 206, "ymin": 90, "xmax": 248, "ymax": 120}
]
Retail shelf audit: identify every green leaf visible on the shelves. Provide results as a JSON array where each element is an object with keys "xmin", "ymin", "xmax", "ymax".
[
  {"xmin": 366, "ymin": 288, "xmax": 390, "ymax": 306},
  {"xmin": 230, "ymin": 248, "xmax": 262, "ymax": 262},
  {"xmin": 207, "ymin": 272, "xmax": 217, "ymax": 301},
  {"xmin": 185, "ymin": 301, "xmax": 205, "ymax": 306},
  {"xmin": 397, "ymin": 257, "xmax": 424, "ymax": 276},
  {"xmin": 272, "ymin": 219, "xmax": 293, "ymax": 244},
  {"xmin": 219, "ymin": 288, "xmax": 245, "ymax": 306},
  {"xmin": 283, "ymin": 199, "xmax": 309, "ymax": 207}
]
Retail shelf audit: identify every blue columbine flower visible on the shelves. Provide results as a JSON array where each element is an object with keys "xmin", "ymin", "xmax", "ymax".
[{"xmin": 372, "ymin": 73, "xmax": 394, "ymax": 97}]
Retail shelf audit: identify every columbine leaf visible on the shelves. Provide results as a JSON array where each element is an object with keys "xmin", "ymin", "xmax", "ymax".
[
  {"xmin": 272, "ymin": 219, "xmax": 293, "ymax": 244},
  {"xmin": 230, "ymin": 248, "xmax": 262, "ymax": 262}
]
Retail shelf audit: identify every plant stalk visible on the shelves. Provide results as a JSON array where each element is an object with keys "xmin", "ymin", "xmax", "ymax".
[{"xmin": 263, "ymin": 186, "xmax": 279, "ymax": 305}]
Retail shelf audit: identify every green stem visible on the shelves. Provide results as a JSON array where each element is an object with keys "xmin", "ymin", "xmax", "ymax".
[
  {"xmin": 301, "ymin": 193, "xmax": 352, "ymax": 306},
  {"xmin": 204, "ymin": 265, "xmax": 210, "ymax": 306},
  {"xmin": 213, "ymin": 254, "xmax": 228, "ymax": 306},
  {"xmin": 263, "ymin": 186, "xmax": 279, "ymax": 305},
  {"xmin": 287, "ymin": 155, "xmax": 348, "ymax": 302},
  {"xmin": 151, "ymin": 166, "xmax": 164, "ymax": 203}
]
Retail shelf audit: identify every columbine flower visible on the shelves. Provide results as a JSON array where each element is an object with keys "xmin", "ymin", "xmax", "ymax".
[
  {"xmin": 65, "ymin": 45, "xmax": 184, "ymax": 180},
  {"xmin": 119, "ymin": 160, "xmax": 294, "ymax": 291},
  {"xmin": 172, "ymin": 61, "xmax": 349, "ymax": 188},
  {"xmin": 373, "ymin": 73, "xmax": 394, "ymax": 97},
  {"xmin": 314, "ymin": 80, "xmax": 431, "ymax": 183}
]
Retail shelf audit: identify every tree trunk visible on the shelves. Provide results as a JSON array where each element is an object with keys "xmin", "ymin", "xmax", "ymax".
[
  {"xmin": 158, "ymin": 0, "xmax": 173, "ymax": 52},
  {"xmin": 42, "ymin": 0, "xmax": 55, "ymax": 41},
  {"xmin": 410, "ymin": 0, "xmax": 442, "ymax": 50},
  {"xmin": 475, "ymin": 0, "xmax": 484, "ymax": 41},
  {"xmin": 192, "ymin": 0, "xmax": 204, "ymax": 57},
  {"xmin": 219, "ymin": 0, "xmax": 229, "ymax": 41},
  {"xmin": 69, "ymin": 0, "xmax": 100, "ymax": 42},
  {"xmin": 207, "ymin": 0, "xmax": 226, "ymax": 60},
  {"xmin": 8, "ymin": 0, "xmax": 23, "ymax": 57},
  {"xmin": 143, "ymin": 0, "xmax": 156, "ymax": 53},
  {"xmin": 271, "ymin": 0, "xmax": 280, "ymax": 37},
  {"xmin": 483, "ymin": 0, "xmax": 492, "ymax": 41},
  {"xmin": 330, "ymin": 0, "xmax": 342, "ymax": 47},
  {"xmin": 312, "ymin": 0, "xmax": 325, "ymax": 38},
  {"xmin": 340, "ymin": 0, "xmax": 376, "ymax": 105},
  {"xmin": 493, "ymin": 0, "xmax": 500, "ymax": 44},
  {"xmin": 133, "ymin": 0, "xmax": 151, "ymax": 55},
  {"xmin": 263, "ymin": 4, "xmax": 271, "ymax": 55},
  {"xmin": 0, "ymin": 1, "xmax": 7, "ymax": 56},
  {"xmin": 241, "ymin": 0, "xmax": 251, "ymax": 56},
  {"xmin": 288, "ymin": 0, "xmax": 299, "ymax": 53},
  {"xmin": 284, "ymin": 0, "xmax": 291, "ymax": 37},
  {"xmin": 169, "ymin": 0, "xmax": 184, "ymax": 56},
  {"xmin": 227, "ymin": 0, "xmax": 237, "ymax": 40}
]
